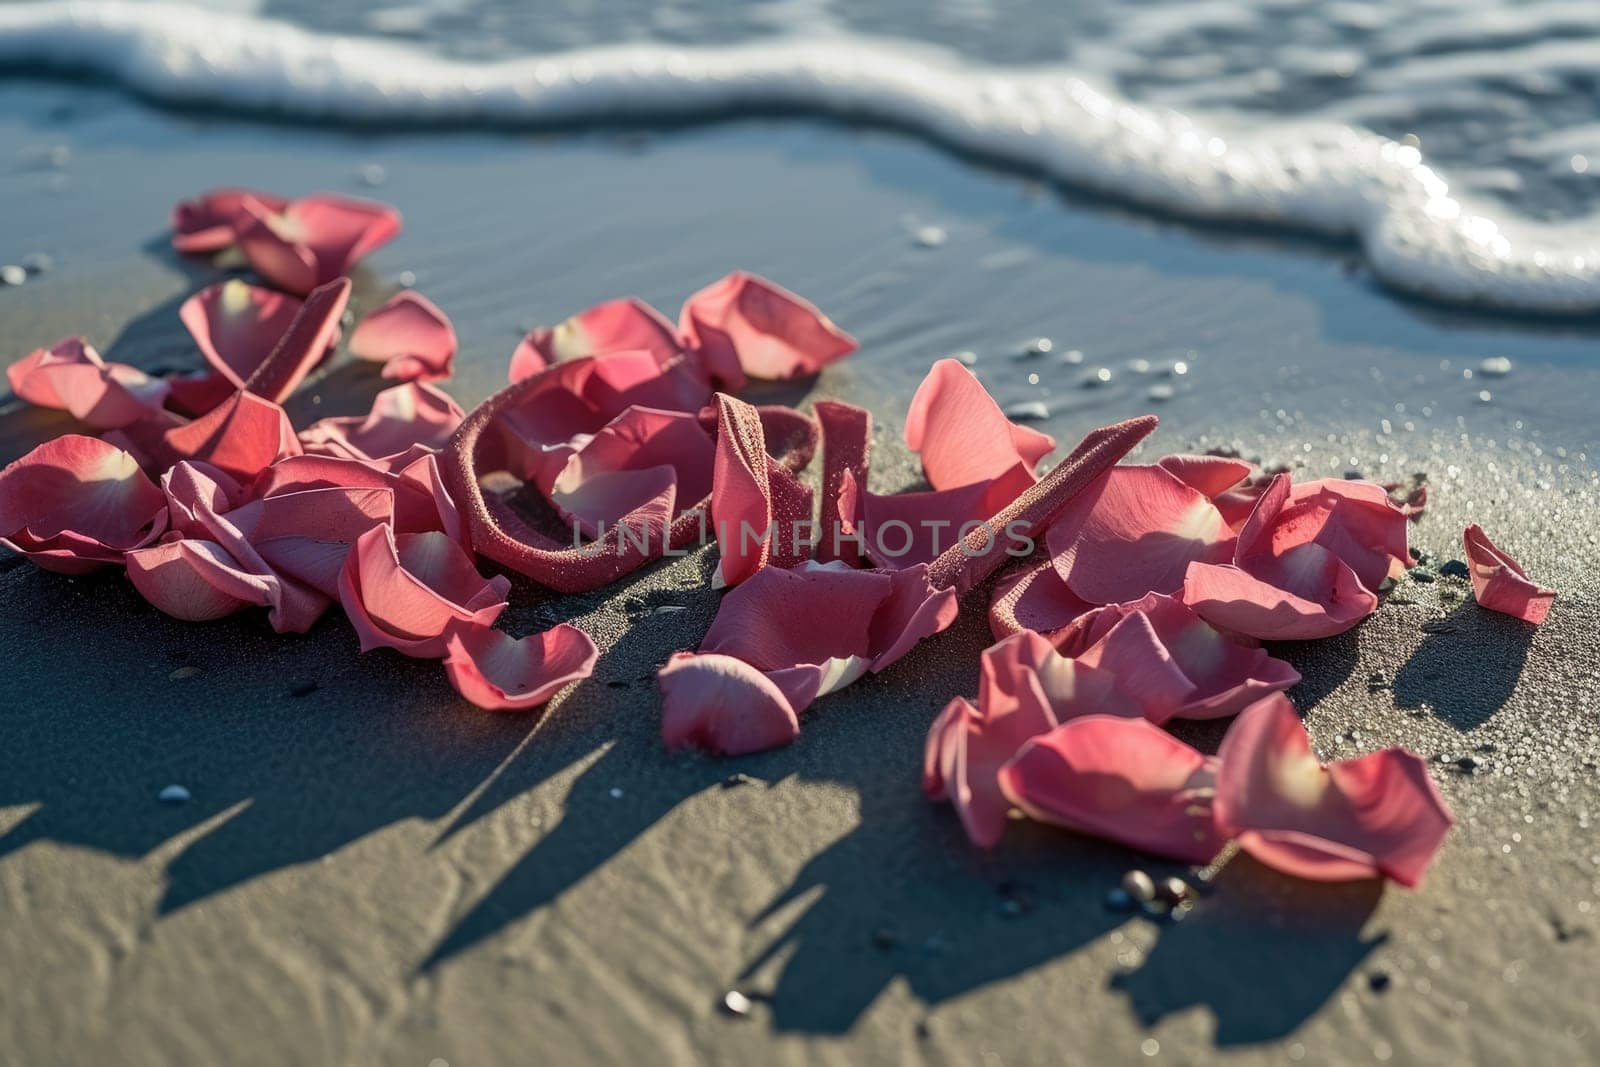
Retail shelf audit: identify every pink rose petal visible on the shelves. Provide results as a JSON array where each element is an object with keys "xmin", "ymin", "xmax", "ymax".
[
  {"xmin": 813, "ymin": 399, "xmax": 871, "ymax": 566},
  {"xmin": 709, "ymin": 393, "xmax": 775, "ymax": 587},
  {"xmin": 0, "ymin": 435, "xmax": 167, "ymax": 573},
  {"xmin": 179, "ymin": 280, "xmax": 306, "ymax": 389},
  {"xmin": 300, "ymin": 381, "xmax": 465, "ymax": 462},
  {"xmin": 338, "ymin": 524, "xmax": 510, "ymax": 658},
  {"xmin": 988, "ymin": 556, "xmax": 1094, "ymax": 640},
  {"xmin": 172, "ymin": 188, "xmax": 289, "ymax": 253},
  {"xmin": 350, "ymin": 290, "xmax": 457, "ymax": 382},
  {"xmin": 1215, "ymin": 694, "xmax": 1453, "ymax": 886},
  {"xmin": 125, "ymin": 535, "xmax": 277, "ymax": 622},
  {"xmin": 1462, "ymin": 523, "xmax": 1556, "ymax": 624},
  {"xmin": 443, "ymin": 623, "xmax": 599, "ymax": 711},
  {"xmin": 904, "ymin": 359, "xmax": 1055, "ymax": 492},
  {"xmin": 511, "ymin": 297, "xmax": 682, "ymax": 382},
  {"xmin": 548, "ymin": 405, "xmax": 714, "ymax": 538},
  {"xmin": 7, "ymin": 337, "xmax": 169, "ymax": 430},
  {"xmin": 998, "ymin": 715, "xmax": 1226, "ymax": 864},
  {"xmin": 1045, "ymin": 464, "xmax": 1234, "ymax": 605},
  {"xmin": 679, "ymin": 272, "xmax": 857, "ymax": 390},
  {"xmin": 1156, "ymin": 453, "xmax": 1255, "ymax": 499},
  {"xmin": 658, "ymin": 652, "xmax": 803, "ymax": 755},
  {"xmin": 241, "ymin": 277, "xmax": 351, "ymax": 405},
  {"xmin": 236, "ymin": 193, "xmax": 402, "ymax": 294}
]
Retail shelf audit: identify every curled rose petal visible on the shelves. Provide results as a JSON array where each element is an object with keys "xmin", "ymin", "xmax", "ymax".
[
  {"xmin": 924, "ymin": 632, "xmax": 1127, "ymax": 847},
  {"xmin": 1054, "ymin": 592, "xmax": 1301, "ymax": 723},
  {"xmin": 164, "ymin": 371, "xmax": 238, "ymax": 418},
  {"xmin": 658, "ymin": 652, "xmax": 803, "ymax": 756},
  {"xmin": 709, "ymin": 393, "xmax": 808, "ymax": 587},
  {"xmin": 510, "ymin": 297, "xmax": 682, "ymax": 382},
  {"xmin": 113, "ymin": 389, "xmax": 301, "ymax": 482},
  {"xmin": 256, "ymin": 449, "xmax": 463, "ymax": 544},
  {"xmin": 443, "ymin": 623, "xmax": 599, "ymax": 711},
  {"xmin": 7, "ymin": 337, "xmax": 169, "ymax": 430},
  {"xmin": 1156, "ymin": 453, "xmax": 1255, "ymax": 500},
  {"xmin": 1215, "ymin": 694, "xmax": 1453, "ymax": 887},
  {"xmin": 235, "ymin": 193, "xmax": 402, "ymax": 295},
  {"xmin": 1045, "ymin": 464, "xmax": 1234, "ymax": 605},
  {"xmin": 0, "ymin": 435, "xmax": 167, "ymax": 573},
  {"xmin": 1182, "ymin": 474, "xmax": 1380, "ymax": 640},
  {"xmin": 179, "ymin": 280, "xmax": 306, "ymax": 388},
  {"xmin": 171, "ymin": 187, "xmax": 289, "ymax": 254},
  {"xmin": 904, "ymin": 359, "xmax": 1055, "ymax": 492},
  {"xmin": 548, "ymin": 406, "xmax": 714, "ymax": 539},
  {"xmin": 988, "ymin": 556, "xmax": 1094, "ymax": 640},
  {"xmin": 300, "ymin": 381, "xmax": 465, "ymax": 462},
  {"xmin": 338, "ymin": 524, "xmax": 511, "ymax": 658},
  {"xmin": 241, "ymin": 277, "xmax": 351, "ymax": 405},
  {"xmin": 125, "ymin": 535, "xmax": 278, "ymax": 623},
  {"xmin": 350, "ymin": 290, "xmax": 457, "ymax": 382},
  {"xmin": 679, "ymin": 271, "xmax": 857, "ymax": 390},
  {"xmin": 1462, "ymin": 523, "xmax": 1556, "ymax": 624},
  {"xmin": 997, "ymin": 715, "xmax": 1226, "ymax": 864}
]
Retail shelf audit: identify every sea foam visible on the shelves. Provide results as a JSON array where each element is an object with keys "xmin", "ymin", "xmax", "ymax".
[{"xmin": 3, "ymin": 1, "xmax": 1599, "ymax": 313}]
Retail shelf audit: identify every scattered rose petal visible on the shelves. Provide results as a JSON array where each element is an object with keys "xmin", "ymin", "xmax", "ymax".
[
  {"xmin": 338, "ymin": 524, "xmax": 511, "ymax": 658},
  {"xmin": 126, "ymin": 535, "xmax": 280, "ymax": 622},
  {"xmin": 0, "ymin": 435, "xmax": 167, "ymax": 573},
  {"xmin": 548, "ymin": 405, "xmax": 714, "ymax": 539},
  {"xmin": 511, "ymin": 297, "xmax": 681, "ymax": 382},
  {"xmin": 240, "ymin": 278, "xmax": 351, "ymax": 404},
  {"xmin": 658, "ymin": 652, "xmax": 803, "ymax": 755},
  {"xmin": 179, "ymin": 280, "xmax": 306, "ymax": 388},
  {"xmin": 1462, "ymin": 523, "xmax": 1556, "ymax": 624},
  {"xmin": 171, "ymin": 187, "xmax": 288, "ymax": 254},
  {"xmin": 710, "ymin": 394, "xmax": 817, "ymax": 585},
  {"xmin": 7, "ymin": 337, "xmax": 169, "ymax": 430},
  {"xmin": 813, "ymin": 400, "xmax": 871, "ymax": 566},
  {"xmin": 349, "ymin": 290, "xmax": 457, "ymax": 382},
  {"xmin": 443, "ymin": 623, "xmax": 598, "ymax": 710},
  {"xmin": 904, "ymin": 358, "xmax": 1055, "ymax": 492},
  {"xmin": 1156, "ymin": 453, "xmax": 1255, "ymax": 500},
  {"xmin": 679, "ymin": 272, "xmax": 857, "ymax": 390},
  {"xmin": 988, "ymin": 555, "xmax": 1094, "ymax": 640},
  {"xmin": 300, "ymin": 381, "xmax": 465, "ymax": 462},
  {"xmin": 1045, "ymin": 464, "xmax": 1234, "ymax": 605},
  {"xmin": 235, "ymin": 193, "xmax": 402, "ymax": 294},
  {"xmin": 998, "ymin": 715, "xmax": 1226, "ymax": 864},
  {"xmin": 1214, "ymin": 694, "xmax": 1453, "ymax": 886},
  {"xmin": 115, "ymin": 389, "xmax": 301, "ymax": 482}
]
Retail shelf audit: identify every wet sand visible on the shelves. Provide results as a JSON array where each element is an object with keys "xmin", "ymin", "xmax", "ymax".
[{"xmin": 1, "ymin": 83, "xmax": 1597, "ymax": 1064}]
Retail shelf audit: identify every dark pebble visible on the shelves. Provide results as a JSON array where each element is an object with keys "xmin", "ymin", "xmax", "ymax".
[
  {"xmin": 605, "ymin": 680, "xmax": 630, "ymax": 689},
  {"xmin": 1407, "ymin": 567, "xmax": 1436, "ymax": 583},
  {"xmin": 722, "ymin": 772, "xmax": 760, "ymax": 789},
  {"xmin": 1457, "ymin": 755, "xmax": 1481, "ymax": 773},
  {"xmin": 1157, "ymin": 877, "xmax": 1190, "ymax": 904},
  {"xmin": 1368, "ymin": 971, "xmax": 1392, "ymax": 993},
  {"xmin": 1439, "ymin": 559, "xmax": 1470, "ymax": 579},
  {"xmin": 871, "ymin": 928, "xmax": 898, "ymax": 952}
]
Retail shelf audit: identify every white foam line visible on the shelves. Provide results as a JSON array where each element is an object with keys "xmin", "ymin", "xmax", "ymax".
[{"xmin": 3, "ymin": 1, "xmax": 1600, "ymax": 313}]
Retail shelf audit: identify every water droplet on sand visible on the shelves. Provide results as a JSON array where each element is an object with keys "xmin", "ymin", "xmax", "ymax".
[{"xmin": 158, "ymin": 785, "xmax": 191, "ymax": 804}]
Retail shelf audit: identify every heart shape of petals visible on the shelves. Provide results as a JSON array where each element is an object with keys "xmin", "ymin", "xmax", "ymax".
[
  {"xmin": 235, "ymin": 193, "xmax": 402, "ymax": 295},
  {"xmin": 1183, "ymin": 474, "xmax": 1388, "ymax": 640},
  {"xmin": 350, "ymin": 290, "xmax": 457, "ymax": 382},
  {"xmin": 510, "ymin": 297, "xmax": 682, "ymax": 382},
  {"xmin": 1045, "ymin": 464, "xmax": 1235, "ymax": 605},
  {"xmin": 339, "ymin": 524, "xmax": 511, "ymax": 658},
  {"xmin": 0, "ymin": 435, "xmax": 168, "ymax": 573},
  {"xmin": 300, "ymin": 382, "xmax": 465, "ymax": 462},
  {"xmin": 179, "ymin": 280, "xmax": 307, "ymax": 389},
  {"xmin": 924, "ymin": 632, "xmax": 1128, "ymax": 847},
  {"xmin": 1053, "ymin": 592, "xmax": 1301, "ymax": 723},
  {"xmin": 998, "ymin": 715, "xmax": 1226, "ymax": 864},
  {"xmin": 679, "ymin": 271, "xmax": 857, "ymax": 391},
  {"xmin": 171, "ymin": 187, "xmax": 289, "ymax": 253},
  {"xmin": 1214, "ymin": 694, "xmax": 1453, "ymax": 886},
  {"xmin": 443, "ymin": 623, "xmax": 599, "ymax": 711},
  {"xmin": 1462, "ymin": 523, "xmax": 1556, "ymax": 624},
  {"xmin": 8, "ymin": 337, "xmax": 169, "ymax": 430},
  {"xmin": 904, "ymin": 359, "xmax": 1056, "ymax": 493}
]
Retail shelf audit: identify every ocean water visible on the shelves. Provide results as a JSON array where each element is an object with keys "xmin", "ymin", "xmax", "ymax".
[{"xmin": 2, "ymin": 0, "xmax": 1600, "ymax": 313}]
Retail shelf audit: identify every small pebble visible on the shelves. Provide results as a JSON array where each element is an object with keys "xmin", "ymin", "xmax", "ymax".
[
  {"xmin": 1368, "ymin": 971, "xmax": 1392, "ymax": 993},
  {"xmin": 1083, "ymin": 367, "xmax": 1113, "ymax": 388},
  {"xmin": 1060, "ymin": 348, "xmax": 1084, "ymax": 365},
  {"xmin": 953, "ymin": 349, "xmax": 978, "ymax": 366},
  {"xmin": 1121, "ymin": 869, "xmax": 1156, "ymax": 903},
  {"xmin": 1167, "ymin": 900, "xmax": 1195, "ymax": 923},
  {"xmin": 913, "ymin": 225, "xmax": 947, "ymax": 248},
  {"xmin": 1407, "ymin": 567, "xmax": 1436, "ymax": 583},
  {"xmin": 158, "ymin": 785, "xmax": 191, "ymax": 805},
  {"xmin": 398, "ymin": 270, "xmax": 417, "ymax": 287},
  {"xmin": 1020, "ymin": 337, "xmax": 1053, "ymax": 358},
  {"xmin": 722, "ymin": 772, "xmax": 759, "ymax": 789},
  {"xmin": 1105, "ymin": 887, "xmax": 1134, "ymax": 911},
  {"xmin": 0, "ymin": 265, "xmax": 26, "ymax": 286},
  {"xmin": 720, "ymin": 990, "xmax": 751, "ymax": 1017},
  {"xmin": 1156, "ymin": 876, "xmax": 1190, "ymax": 904},
  {"xmin": 1457, "ymin": 755, "xmax": 1481, "ymax": 773},
  {"xmin": 1478, "ymin": 356, "xmax": 1513, "ymax": 377},
  {"xmin": 608, "ymin": 787, "xmax": 625, "ymax": 799},
  {"xmin": 1003, "ymin": 400, "xmax": 1050, "ymax": 422},
  {"xmin": 358, "ymin": 163, "xmax": 387, "ymax": 187},
  {"xmin": 1127, "ymin": 358, "xmax": 1150, "ymax": 374},
  {"xmin": 1146, "ymin": 383, "xmax": 1175, "ymax": 402},
  {"xmin": 168, "ymin": 666, "xmax": 201, "ymax": 680},
  {"xmin": 1476, "ymin": 389, "xmax": 1493, "ymax": 404},
  {"xmin": 1439, "ymin": 559, "xmax": 1469, "ymax": 579}
]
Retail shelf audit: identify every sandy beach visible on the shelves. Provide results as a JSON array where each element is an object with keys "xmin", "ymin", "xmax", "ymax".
[{"xmin": 2, "ymin": 80, "xmax": 1598, "ymax": 1065}]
